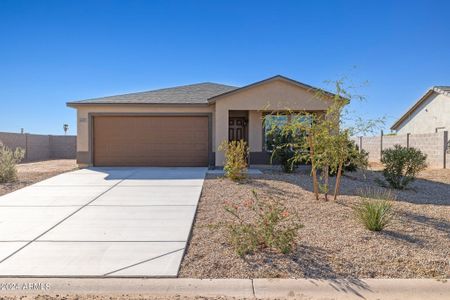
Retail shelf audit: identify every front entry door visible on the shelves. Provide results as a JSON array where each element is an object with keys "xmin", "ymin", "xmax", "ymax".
[{"xmin": 229, "ymin": 117, "xmax": 247, "ymax": 142}]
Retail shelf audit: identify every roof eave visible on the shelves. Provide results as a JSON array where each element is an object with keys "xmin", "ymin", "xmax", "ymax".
[
  {"xmin": 66, "ymin": 102, "xmax": 211, "ymax": 108},
  {"xmin": 390, "ymin": 89, "xmax": 437, "ymax": 130}
]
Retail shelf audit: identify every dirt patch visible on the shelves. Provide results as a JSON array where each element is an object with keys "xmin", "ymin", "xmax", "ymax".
[
  {"xmin": 368, "ymin": 163, "xmax": 450, "ymax": 185},
  {"xmin": 0, "ymin": 159, "xmax": 78, "ymax": 196},
  {"xmin": 416, "ymin": 169, "xmax": 450, "ymax": 185},
  {"xmin": 180, "ymin": 166, "xmax": 450, "ymax": 279}
]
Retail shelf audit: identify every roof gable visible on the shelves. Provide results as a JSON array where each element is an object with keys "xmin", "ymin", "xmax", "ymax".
[
  {"xmin": 391, "ymin": 86, "xmax": 450, "ymax": 130},
  {"xmin": 207, "ymin": 75, "xmax": 335, "ymax": 103}
]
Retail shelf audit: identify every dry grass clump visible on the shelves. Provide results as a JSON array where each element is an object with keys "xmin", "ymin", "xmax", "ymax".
[{"xmin": 354, "ymin": 187, "xmax": 395, "ymax": 231}]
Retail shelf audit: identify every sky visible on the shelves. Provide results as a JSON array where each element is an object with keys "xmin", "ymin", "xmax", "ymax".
[{"xmin": 0, "ymin": 0, "xmax": 449, "ymax": 135}]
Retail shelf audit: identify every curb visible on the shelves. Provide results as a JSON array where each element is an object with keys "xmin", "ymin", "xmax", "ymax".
[
  {"xmin": 253, "ymin": 278, "xmax": 449, "ymax": 299},
  {"xmin": 0, "ymin": 278, "xmax": 448, "ymax": 299},
  {"xmin": 0, "ymin": 278, "xmax": 254, "ymax": 298}
]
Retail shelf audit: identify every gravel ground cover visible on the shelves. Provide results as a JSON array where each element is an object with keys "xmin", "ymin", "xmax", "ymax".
[
  {"xmin": 0, "ymin": 296, "xmax": 239, "ymax": 300},
  {"xmin": 369, "ymin": 162, "xmax": 450, "ymax": 185},
  {"xmin": 180, "ymin": 166, "xmax": 450, "ymax": 279},
  {"xmin": 0, "ymin": 159, "xmax": 77, "ymax": 196},
  {"xmin": 0, "ymin": 294, "xmax": 243, "ymax": 300}
]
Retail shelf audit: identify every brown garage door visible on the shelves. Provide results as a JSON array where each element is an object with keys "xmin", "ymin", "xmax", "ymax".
[{"xmin": 93, "ymin": 116, "xmax": 209, "ymax": 167}]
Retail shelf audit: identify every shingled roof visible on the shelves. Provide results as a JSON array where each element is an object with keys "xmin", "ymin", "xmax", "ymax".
[{"xmin": 67, "ymin": 82, "xmax": 238, "ymax": 106}]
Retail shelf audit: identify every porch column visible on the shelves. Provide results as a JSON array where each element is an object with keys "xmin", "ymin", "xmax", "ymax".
[
  {"xmin": 248, "ymin": 110, "xmax": 263, "ymax": 152},
  {"xmin": 215, "ymin": 106, "xmax": 228, "ymax": 166}
]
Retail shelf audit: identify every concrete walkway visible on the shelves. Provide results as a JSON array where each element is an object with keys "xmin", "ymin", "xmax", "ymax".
[
  {"xmin": 0, "ymin": 278, "xmax": 447, "ymax": 299},
  {"xmin": 0, "ymin": 167, "xmax": 206, "ymax": 277},
  {"xmin": 207, "ymin": 168, "xmax": 263, "ymax": 175}
]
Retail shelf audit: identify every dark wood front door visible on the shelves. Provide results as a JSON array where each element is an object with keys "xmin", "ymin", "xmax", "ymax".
[{"xmin": 229, "ymin": 118, "xmax": 247, "ymax": 142}]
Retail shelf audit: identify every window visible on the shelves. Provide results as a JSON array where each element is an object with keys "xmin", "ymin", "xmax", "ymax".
[
  {"xmin": 263, "ymin": 113, "xmax": 313, "ymax": 151},
  {"xmin": 264, "ymin": 115, "xmax": 288, "ymax": 151},
  {"xmin": 292, "ymin": 114, "xmax": 313, "ymax": 126}
]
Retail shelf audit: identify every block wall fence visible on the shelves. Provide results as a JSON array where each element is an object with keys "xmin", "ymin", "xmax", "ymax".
[
  {"xmin": 2, "ymin": 131, "xmax": 447, "ymax": 168},
  {"xmin": 0, "ymin": 132, "xmax": 76, "ymax": 162},
  {"xmin": 352, "ymin": 131, "xmax": 449, "ymax": 169}
]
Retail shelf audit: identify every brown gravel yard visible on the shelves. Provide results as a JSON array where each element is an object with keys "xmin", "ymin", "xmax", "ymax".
[
  {"xmin": 0, "ymin": 159, "xmax": 77, "ymax": 196},
  {"xmin": 0, "ymin": 296, "xmax": 238, "ymax": 300},
  {"xmin": 180, "ymin": 167, "xmax": 450, "ymax": 279}
]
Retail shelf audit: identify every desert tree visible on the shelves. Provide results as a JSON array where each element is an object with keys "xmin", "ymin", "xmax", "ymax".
[{"xmin": 265, "ymin": 78, "xmax": 382, "ymax": 200}]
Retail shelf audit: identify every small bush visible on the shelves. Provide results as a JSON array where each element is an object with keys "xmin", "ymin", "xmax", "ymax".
[
  {"xmin": 0, "ymin": 146, "xmax": 25, "ymax": 183},
  {"xmin": 329, "ymin": 140, "xmax": 368, "ymax": 176},
  {"xmin": 354, "ymin": 188, "xmax": 395, "ymax": 231},
  {"xmin": 226, "ymin": 223, "xmax": 259, "ymax": 257},
  {"xmin": 224, "ymin": 190, "xmax": 303, "ymax": 257},
  {"xmin": 381, "ymin": 145, "xmax": 427, "ymax": 189},
  {"xmin": 269, "ymin": 129, "xmax": 302, "ymax": 173},
  {"xmin": 345, "ymin": 143, "xmax": 369, "ymax": 172},
  {"xmin": 354, "ymin": 200, "xmax": 393, "ymax": 231},
  {"xmin": 219, "ymin": 140, "xmax": 249, "ymax": 181}
]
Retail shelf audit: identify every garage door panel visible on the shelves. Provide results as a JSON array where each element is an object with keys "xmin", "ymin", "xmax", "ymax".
[{"xmin": 93, "ymin": 116, "xmax": 209, "ymax": 166}]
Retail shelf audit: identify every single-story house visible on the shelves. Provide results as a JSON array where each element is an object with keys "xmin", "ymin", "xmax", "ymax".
[
  {"xmin": 67, "ymin": 75, "xmax": 334, "ymax": 167},
  {"xmin": 391, "ymin": 86, "xmax": 450, "ymax": 134}
]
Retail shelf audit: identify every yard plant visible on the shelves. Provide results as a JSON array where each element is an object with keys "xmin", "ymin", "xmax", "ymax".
[
  {"xmin": 0, "ymin": 146, "xmax": 25, "ymax": 183},
  {"xmin": 265, "ymin": 79, "xmax": 381, "ymax": 201},
  {"xmin": 381, "ymin": 145, "xmax": 427, "ymax": 189},
  {"xmin": 329, "ymin": 140, "xmax": 368, "ymax": 175},
  {"xmin": 219, "ymin": 140, "xmax": 249, "ymax": 181},
  {"xmin": 224, "ymin": 190, "xmax": 302, "ymax": 256},
  {"xmin": 354, "ymin": 188, "xmax": 395, "ymax": 231},
  {"xmin": 268, "ymin": 127, "xmax": 302, "ymax": 173},
  {"xmin": 354, "ymin": 199, "xmax": 393, "ymax": 231}
]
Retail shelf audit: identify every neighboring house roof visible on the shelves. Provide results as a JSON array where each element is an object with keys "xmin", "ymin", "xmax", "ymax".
[
  {"xmin": 67, "ymin": 75, "xmax": 337, "ymax": 106},
  {"xmin": 67, "ymin": 82, "xmax": 238, "ymax": 106},
  {"xmin": 391, "ymin": 86, "xmax": 450, "ymax": 130}
]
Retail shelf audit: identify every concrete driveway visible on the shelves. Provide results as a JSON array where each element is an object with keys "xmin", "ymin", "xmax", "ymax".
[{"xmin": 0, "ymin": 167, "xmax": 206, "ymax": 277}]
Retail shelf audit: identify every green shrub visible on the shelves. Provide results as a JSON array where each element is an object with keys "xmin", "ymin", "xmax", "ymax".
[
  {"xmin": 268, "ymin": 128, "xmax": 302, "ymax": 173},
  {"xmin": 329, "ymin": 140, "xmax": 368, "ymax": 176},
  {"xmin": 0, "ymin": 146, "xmax": 25, "ymax": 183},
  {"xmin": 354, "ymin": 187, "xmax": 395, "ymax": 231},
  {"xmin": 381, "ymin": 145, "xmax": 427, "ymax": 189},
  {"xmin": 219, "ymin": 140, "xmax": 249, "ymax": 181},
  {"xmin": 224, "ymin": 190, "xmax": 303, "ymax": 256},
  {"xmin": 345, "ymin": 142, "xmax": 369, "ymax": 172},
  {"xmin": 226, "ymin": 223, "xmax": 259, "ymax": 257},
  {"xmin": 354, "ymin": 199, "xmax": 393, "ymax": 231}
]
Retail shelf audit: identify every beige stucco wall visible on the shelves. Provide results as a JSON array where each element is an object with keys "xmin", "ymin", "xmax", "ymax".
[
  {"xmin": 214, "ymin": 79, "xmax": 331, "ymax": 165},
  {"xmin": 248, "ymin": 111, "xmax": 263, "ymax": 152},
  {"xmin": 75, "ymin": 105, "xmax": 214, "ymax": 155},
  {"xmin": 396, "ymin": 92, "xmax": 450, "ymax": 135}
]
